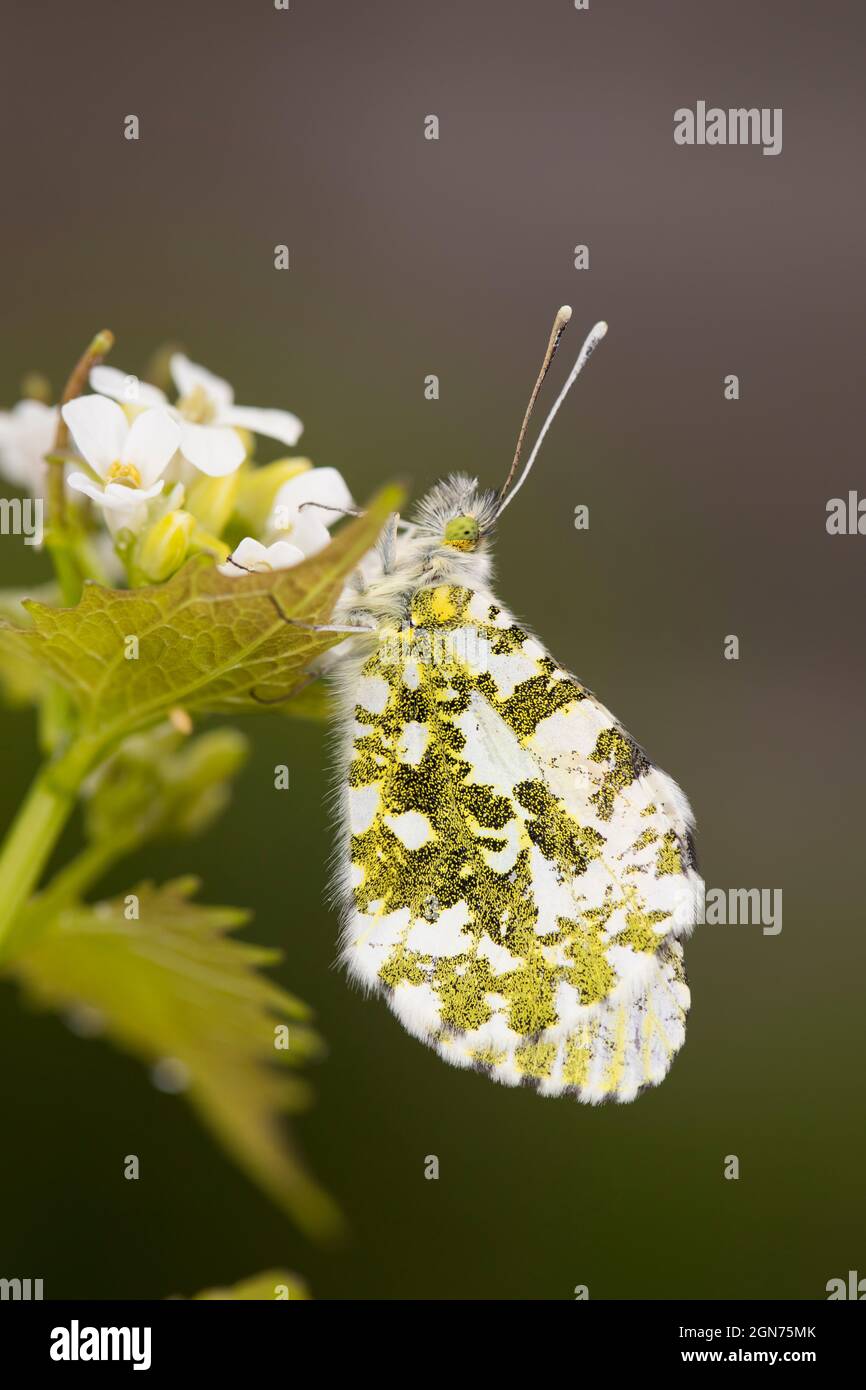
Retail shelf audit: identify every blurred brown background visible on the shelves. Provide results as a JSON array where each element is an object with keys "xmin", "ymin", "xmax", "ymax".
[{"xmin": 0, "ymin": 0, "xmax": 863, "ymax": 1298}]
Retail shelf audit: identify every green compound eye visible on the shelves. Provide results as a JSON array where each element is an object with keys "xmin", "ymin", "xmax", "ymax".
[{"xmin": 443, "ymin": 514, "xmax": 480, "ymax": 551}]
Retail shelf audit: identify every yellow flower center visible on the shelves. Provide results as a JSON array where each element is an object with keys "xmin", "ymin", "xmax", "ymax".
[
  {"xmin": 178, "ymin": 385, "xmax": 216, "ymax": 424},
  {"xmin": 106, "ymin": 461, "xmax": 142, "ymax": 488}
]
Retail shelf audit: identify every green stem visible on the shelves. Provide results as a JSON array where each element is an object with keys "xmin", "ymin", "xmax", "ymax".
[
  {"xmin": 36, "ymin": 839, "xmax": 122, "ymax": 913},
  {"xmin": 0, "ymin": 737, "xmax": 105, "ymax": 961},
  {"xmin": 44, "ymin": 530, "xmax": 84, "ymax": 607},
  {"xmin": 0, "ymin": 836, "xmax": 133, "ymax": 961},
  {"xmin": 77, "ymin": 533, "xmax": 112, "ymax": 587}
]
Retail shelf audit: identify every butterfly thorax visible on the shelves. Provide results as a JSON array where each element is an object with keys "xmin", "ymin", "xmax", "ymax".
[{"xmin": 335, "ymin": 474, "xmax": 499, "ymax": 628}]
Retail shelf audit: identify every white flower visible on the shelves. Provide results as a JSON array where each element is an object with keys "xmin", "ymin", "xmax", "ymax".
[
  {"xmin": 267, "ymin": 467, "xmax": 353, "ymax": 558},
  {"xmin": 90, "ymin": 354, "xmax": 303, "ymax": 479},
  {"xmin": 218, "ymin": 536, "xmax": 305, "ymax": 577},
  {"xmin": 62, "ymin": 396, "xmax": 180, "ymax": 535},
  {"xmin": 87, "ymin": 369, "xmax": 166, "ymax": 410},
  {"xmin": 0, "ymin": 400, "xmax": 57, "ymax": 492}
]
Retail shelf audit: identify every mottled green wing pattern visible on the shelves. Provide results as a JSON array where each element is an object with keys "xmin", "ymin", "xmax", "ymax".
[{"xmin": 338, "ymin": 585, "xmax": 702, "ymax": 1102}]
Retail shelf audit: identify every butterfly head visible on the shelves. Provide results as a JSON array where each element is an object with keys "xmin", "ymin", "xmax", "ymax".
[
  {"xmin": 442, "ymin": 514, "xmax": 480, "ymax": 551},
  {"xmin": 412, "ymin": 474, "xmax": 500, "ymax": 554}
]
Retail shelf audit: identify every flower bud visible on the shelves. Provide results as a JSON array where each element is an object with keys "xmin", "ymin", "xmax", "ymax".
[
  {"xmin": 186, "ymin": 469, "xmax": 242, "ymax": 535},
  {"xmin": 235, "ymin": 457, "xmax": 312, "ymax": 535},
  {"xmin": 136, "ymin": 509, "xmax": 195, "ymax": 582}
]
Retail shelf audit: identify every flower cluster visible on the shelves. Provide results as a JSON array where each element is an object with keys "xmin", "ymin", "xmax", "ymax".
[{"xmin": 0, "ymin": 347, "xmax": 353, "ymax": 586}]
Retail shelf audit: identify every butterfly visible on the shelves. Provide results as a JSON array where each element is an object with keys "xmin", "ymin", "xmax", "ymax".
[{"xmin": 323, "ymin": 308, "xmax": 703, "ymax": 1103}]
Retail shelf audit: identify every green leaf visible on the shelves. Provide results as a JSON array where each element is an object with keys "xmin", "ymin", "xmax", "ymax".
[
  {"xmin": 0, "ymin": 624, "xmax": 53, "ymax": 707},
  {"xmin": 189, "ymin": 1269, "xmax": 310, "ymax": 1300},
  {"xmin": 0, "ymin": 583, "xmax": 62, "ymax": 624},
  {"xmin": 7, "ymin": 877, "xmax": 341, "ymax": 1239},
  {"xmin": 2, "ymin": 485, "xmax": 400, "ymax": 754},
  {"xmin": 0, "ymin": 584, "xmax": 61, "ymax": 707}
]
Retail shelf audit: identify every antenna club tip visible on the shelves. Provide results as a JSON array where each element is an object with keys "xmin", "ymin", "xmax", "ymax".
[
  {"xmin": 594, "ymin": 320, "xmax": 609, "ymax": 338},
  {"xmin": 558, "ymin": 305, "xmax": 573, "ymax": 321}
]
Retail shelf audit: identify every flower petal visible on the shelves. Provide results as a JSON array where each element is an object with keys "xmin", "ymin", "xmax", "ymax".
[
  {"xmin": 218, "ymin": 536, "xmax": 305, "ymax": 576},
  {"xmin": 68, "ymin": 474, "xmax": 165, "ymax": 510},
  {"xmin": 179, "ymin": 422, "xmax": 245, "ymax": 477},
  {"xmin": 123, "ymin": 409, "xmax": 182, "ymax": 486},
  {"xmin": 0, "ymin": 401, "xmax": 56, "ymax": 490},
  {"xmin": 270, "ymin": 506, "xmax": 332, "ymax": 557},
  {"xmin": 271, "ymin": 466, "xmax": 353, "ymax": 525},
  {"xmin": 68, "ymin": 476, "xmax": 164, "ymax": 538},
  {"xmin": 102, "ymin": 479, "xmax": 165, "ymax": 507},
  {"xmin": 170, "ymin": 353, "xmax": 234, "ymax": 412},
  {"xmin": 262, "ymin": 540, "xmax": 306, "ymax": 569},
  {"xmin": 221, "ymin": 404, "xmax": 303, "ymax": 447},
  {"xmin": 228, "ymin": 537, "xmax": 268, "ymax": 568},
  {"xmin": 90, "ymin": 365, "xmax": 167, "ymax": 408},
  {"xmin": 67, "ymin": 471, "xmax": 110, "ymax": 504},
  {"xmin": 62, "ymin": 395, "xmax": 129, "ymax": 478}
]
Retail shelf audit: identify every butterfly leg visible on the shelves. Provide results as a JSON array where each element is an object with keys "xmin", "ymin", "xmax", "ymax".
[
  {"xmin": 267, "ymin": 592, "xmax": 379, "ymax": 636},
  {"xmin": 297, "ymin": 501, "xmax": 365, "ymax": 519},
  {"xmin": 379, "ymin": 512, "xmax": 399, "ymax": 573},
  {"xmin": 290, "ymin": 620, "xmax": 377, "ymax": 634},
  {"xmin": 295, "ymin": 498, "xmax": 416, "ymax": 539}
]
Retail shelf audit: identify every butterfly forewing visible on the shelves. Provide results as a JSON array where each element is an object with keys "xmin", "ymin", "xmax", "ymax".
[{"xmin": 338, "ymin": 583, "xmax": 702, "ymax": 1102}]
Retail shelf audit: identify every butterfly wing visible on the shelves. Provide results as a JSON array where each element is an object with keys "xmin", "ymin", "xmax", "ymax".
[{"xmin": 336, "ymin": 584, "xmax": 703, "ymax": 1102}]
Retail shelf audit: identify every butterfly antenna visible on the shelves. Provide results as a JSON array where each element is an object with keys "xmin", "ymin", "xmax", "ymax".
[
  {"xmin": 496, "ymin": 319, "xmax": 608, "ymax": 518},
  {"xmin": 497, "ymin": 305, "xmax": 573, "ymax": 508}
]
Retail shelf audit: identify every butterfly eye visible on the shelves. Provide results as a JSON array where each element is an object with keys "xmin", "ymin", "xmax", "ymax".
[{"xmin": 443, "ymin": 515, "xmax": 480, "ymax": 551}]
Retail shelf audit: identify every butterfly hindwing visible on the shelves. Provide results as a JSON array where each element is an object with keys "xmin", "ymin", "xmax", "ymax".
[{"xmin": 337, "ymin": 584, "xmax": 702, "ymax": 1102}]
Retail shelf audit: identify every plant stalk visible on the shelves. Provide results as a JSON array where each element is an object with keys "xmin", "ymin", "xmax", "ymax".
[{"xmin": 0, "ymin": 736, "xmax": 106, "ymax": 961}]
